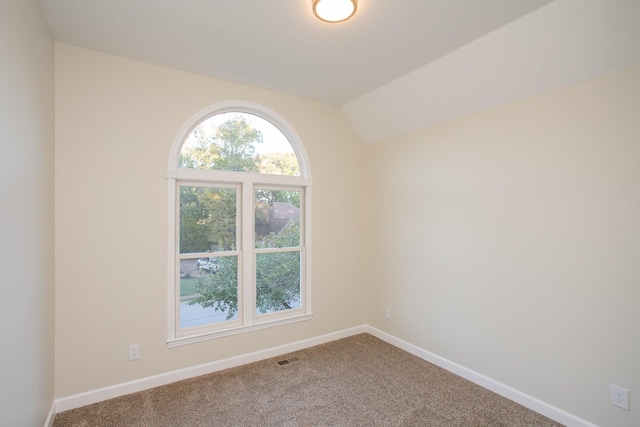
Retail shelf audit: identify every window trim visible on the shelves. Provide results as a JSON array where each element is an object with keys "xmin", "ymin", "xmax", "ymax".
[{"xmin": 167, "ymin": 101, "xmax": 313, "ymax": 346}]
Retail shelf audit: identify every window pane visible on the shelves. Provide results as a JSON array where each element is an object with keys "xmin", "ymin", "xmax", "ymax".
[
  {"xmin": 256, "ymin": 251, "xmax": 301, "ymax": 315},
  {"xmin": 255, "ymin": 189, "xmax": 301, "ymax": 248},
  {"xmin": 179, "ymin": 185, "xmax": 237, "ymax": 254},
  {"xmin": 179, "ymin": 112, "xmax": 300, "ymax": 176},
  {"xmin": 179, "ymin": 256, "xmax": 239, "ymax": 329}
]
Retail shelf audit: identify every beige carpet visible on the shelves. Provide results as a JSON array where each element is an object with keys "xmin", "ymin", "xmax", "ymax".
[{"xmin": 54, "ymin": 334, "xmax": 564, "ymax": 426}]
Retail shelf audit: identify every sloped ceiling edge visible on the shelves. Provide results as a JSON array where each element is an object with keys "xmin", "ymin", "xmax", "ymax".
[{"xmin": 343, "ymin": 0, "xmax": 640, "ymax": 144}]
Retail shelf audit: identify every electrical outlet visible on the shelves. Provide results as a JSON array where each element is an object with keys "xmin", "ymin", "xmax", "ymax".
[
  {"xmin": 129, "ymin": 344, "xmax": 140, "ymax": 361},
  {"xmin": 610, "ymin": 385, "xmax": 629, "ymax": 410},
  {"xmin": 384, "ymin": 307, "xmax": 391, "ymax": 319}
]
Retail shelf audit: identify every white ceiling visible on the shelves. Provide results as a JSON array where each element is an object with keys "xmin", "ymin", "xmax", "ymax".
[
  {"xmin": 39, "ymin": 0, "xmax": 551, "ymax": 105},
  {"xmin": 38, "ymin": 0, "xmax": 640, "ymax": 143}
]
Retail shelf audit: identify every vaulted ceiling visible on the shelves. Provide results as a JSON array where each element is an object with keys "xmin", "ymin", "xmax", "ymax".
[{"xmin": 39, "ymin": 0, "xmax": 640, "ymax": 143}]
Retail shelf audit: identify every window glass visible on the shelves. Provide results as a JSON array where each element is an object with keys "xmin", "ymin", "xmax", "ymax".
[
  {"xmin": 179, "ymin": 112, "xmax": 300, "ymax": 176},
  {"xmin": 256, "ymin": 251, "xmax": 301, "ymax": 315},
  {"xmin": 254, "ymin": 188, "xmax": 302, "ymax": 316},
  {"xmin": 179, "ymin": 185, "xmax": 237, "ymax": 254},
  {"xmin": 254, "ymin": 189, "xmax": 301, "ymax": 249},
  {"xmin": 178, "ymin": 184, "xmax": 239, "ymax": 329},
  {"xmin": 179, "ymin": 256, "xmax": 239, "ymax": 328}
]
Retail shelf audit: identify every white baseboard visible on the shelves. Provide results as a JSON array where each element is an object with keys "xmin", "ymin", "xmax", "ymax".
[
  {"xmin": 364, "ymin": 326, "xmax": 599, "ymax": 427},
  {"xmin": 44, "ymin": 401, "xmax": 56, "ymax": 427},
  {"xmin": 54, "ymin": 324, "xmax": 598, "ymax": 427},
  {"xmin": 54, "ymin": 325, "xmax": 367, "ymax": 413}
]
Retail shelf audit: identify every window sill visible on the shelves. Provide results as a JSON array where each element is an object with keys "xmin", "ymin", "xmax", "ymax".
[{"xmin": 167, "ymin": 313, "xmax": 314, "ymax": 348}]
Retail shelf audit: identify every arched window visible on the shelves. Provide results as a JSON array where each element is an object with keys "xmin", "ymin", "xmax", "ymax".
[{"xmin": 167, "ymin": 102, "xmax": 312, "ymax": 344}]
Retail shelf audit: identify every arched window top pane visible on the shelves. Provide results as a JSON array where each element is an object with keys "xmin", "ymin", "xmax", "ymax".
[{"xmin": 179, "ymin": 112, "xmax": 300, "ymax": 177}]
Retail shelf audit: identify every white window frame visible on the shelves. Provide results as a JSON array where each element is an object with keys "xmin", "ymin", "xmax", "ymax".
[{"xmin": 167, "ymin": 101, "xmax": 313, "ymax": 347}]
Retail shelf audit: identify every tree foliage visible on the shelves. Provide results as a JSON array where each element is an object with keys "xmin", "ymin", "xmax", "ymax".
[
  {"xmin": 192, "ymin": 257, "xmax": 239, "ymax": 319},
  {"xmin": 179, "ymin": 115, "xmax": 263, "ymax": 172},
  {"xmin": 179, "ymin": 186, "xmax": 236, "ymax": 253},
  {"xmin": 259, "ymin": 152, "xmax": 299, "ymax": 176},
  {"xmin": 256, "ymin": 223, "xmax": 301, "ymax": 313},
  {"xmin": 192, "ymin": 225, "xmax": 301, "ymax": 319}
]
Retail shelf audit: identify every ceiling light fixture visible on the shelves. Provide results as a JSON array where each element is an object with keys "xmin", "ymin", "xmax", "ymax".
[{"xmin": 312, "ymin": 0, "xmax": 357, "ymax": 23}]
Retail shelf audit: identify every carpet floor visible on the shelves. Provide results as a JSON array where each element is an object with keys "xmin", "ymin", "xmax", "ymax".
[{"xmin": 53, "ymin": 333, "xmax": 564, "ymax": 426}]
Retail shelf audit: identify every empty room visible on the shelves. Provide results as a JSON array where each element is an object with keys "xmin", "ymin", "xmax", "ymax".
[{"xmin": 1, "ymin": 1, "xmax": 639, "ymax": 426}]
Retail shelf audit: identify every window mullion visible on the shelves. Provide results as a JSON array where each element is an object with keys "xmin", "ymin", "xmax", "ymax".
[{"xmin": 241, "ymin": 179, "xmax": 254, "ymax": 326}]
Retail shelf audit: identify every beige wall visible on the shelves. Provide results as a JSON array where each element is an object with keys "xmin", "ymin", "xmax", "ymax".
[
  {"xmin": 54, "ymin": 44, "xmax": 368, "ymax": 397},
  {"xmin": 365, "ymin": 65, "xmax": 640, "ymax": 427},
  {"xmin": 53, "ymin": 33, "xmax": 639, "ymax": 427},
  {"xmin": 0, "ymin": 1, "xmax": 55, "ymax": 425}
]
